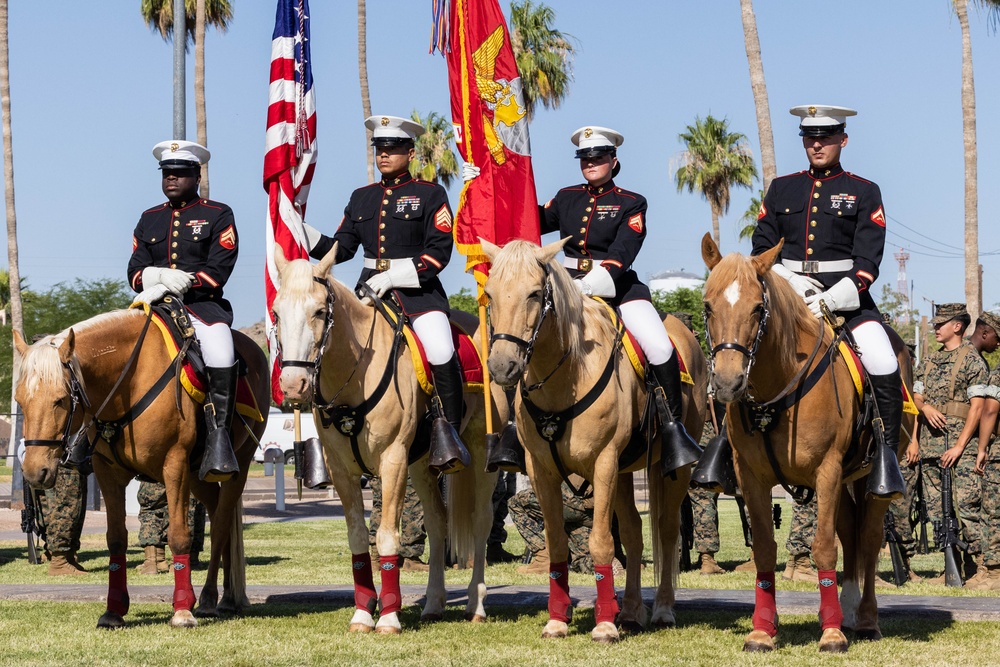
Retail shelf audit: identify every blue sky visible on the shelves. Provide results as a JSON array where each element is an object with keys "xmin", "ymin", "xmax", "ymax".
[{"xmin": 5, "ymin": 1, "xmax": 1000, "ymax": 327}]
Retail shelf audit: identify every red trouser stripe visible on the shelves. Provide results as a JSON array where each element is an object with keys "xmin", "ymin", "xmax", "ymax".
[
  {"xmin": 817, "ymin": 569, "xmax": 843, "ymax": 630},
  {"xmin": 171, "ymin": 554, "xmax": 196, "ymax": 612},
  {"xmin": 548, "ymin": 561, "xmax": 572, "ymax": 623},
  {"xmin": 753, "ymin": 572, "xmax": 777, "ymax": 637},
  {"xmin": 593, "ymin": 564, "xmax": 619, "ymax": 625},
  {"xmin": 379, "ymin": 555, "xmax": 402, "ymax": 616},
  {"xmin": 352, "ymin": 553, "xmax": 377, "ymax": 614},
  {"xmin": 107, "ymin": 554, "xmax": 129, "ymax": 616}
]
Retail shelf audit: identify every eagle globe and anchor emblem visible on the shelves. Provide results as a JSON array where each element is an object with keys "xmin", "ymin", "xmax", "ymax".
[{"xmin": 471, "ymin": 24, "xmax": 531, "ymax": 165}]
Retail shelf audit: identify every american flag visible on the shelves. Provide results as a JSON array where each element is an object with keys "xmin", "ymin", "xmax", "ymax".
[{"xmin": 264, "ymin": 0, "xmax": 316, "ymax": 404}]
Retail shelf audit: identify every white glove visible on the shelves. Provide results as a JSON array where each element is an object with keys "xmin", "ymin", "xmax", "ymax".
[
  {"xmin": 804, "ymin": 277, "xmax": 860, "ymax": 318},
  {"xmin": 462, "ymin": 163, "xmax": 481, "ymax": 182},
  {"xmin": 133, "ymin": 283, "xmax": 169, "ymax": 306},
  {"xmin": 302, "ymin": 223, "xmax": 325, "ymax": 252},
  {"xmin": 365, "ymin": 260, "xmax": 420, "ymax": 298},
  {"xmin": 771, "ymin": 263, "xmax": 824, "ymax": 298},
  {"xmin": 142, "ymin": 266, "xmax": 195, "ymax": 294},
  {"xmin": 575, "ymin": 264, "xmax": 616, "ymax": 298}
]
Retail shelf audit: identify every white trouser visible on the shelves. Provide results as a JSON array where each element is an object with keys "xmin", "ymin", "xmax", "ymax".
[
  {"xmin": 850, "ymin": 320, "xmax": 899, "ymax": 375},
  {"xmin": 411, "ymin": 310, "xmax": 455, "ymax": 366},
  {"xmin": 618, "ymin": 299, "xmax": 675, "ymax": 365},
  {"xmin": 191, "ymin": 316, "xmax": 235, "ymax": 368}
]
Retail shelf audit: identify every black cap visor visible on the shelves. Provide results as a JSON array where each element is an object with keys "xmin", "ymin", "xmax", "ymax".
[
  {"xmin": 372, "ymin": 137, "xmax": 415, "ymax": 148},
  {"xmin": 798, "ymin": 123, "xmax": 846, "ymax": 138},
  {"xmin": 159, "ymin": 159, "xmax": 200, "ymax": 170},
  {"xmin": 575, "ymin": 146, "xmax": 617, "ymax": 160}
]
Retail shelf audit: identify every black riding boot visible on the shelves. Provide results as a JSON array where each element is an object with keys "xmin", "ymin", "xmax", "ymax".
[
  {"xmin": 867, "ymin": 370, "xmax": 906, "ymax": 499},
  {"xmin": 199, "ymin": 362, "xmax": 240, "ymax": 483},
  {"xmin": 429, "ymin": 354, "xmax": 472, "ymax": 475},
  {"xmin": 650, "ymin": 353, "xmax": 702, "ymax": 476}
]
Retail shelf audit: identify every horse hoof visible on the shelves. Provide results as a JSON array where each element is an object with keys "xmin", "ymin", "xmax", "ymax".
[
  {"xmin": 819, "ymin": 627, "xmax": 849, "ymax": 653},
  {"xmin": 743, "ymin": 630, "xmax": 775, "ymax": 652},
  {"xmin": 97, "ymin": 612, "xmax": 126, "ymax": 630},
  {"xmin": 854, "ymin": 628, "xmax": 882, "ymax": 642},
  {"xmin": 374, "ymin": 625, "xmax": 402, "ymax": 635},
  {"xmin": 422, "ymin": 613, "xmax": 444, "ymax": 623},
  {"xmin": 349, "ymin": 623, "xmax": 374, "ymax": 634},
  {"xmin": 194, "ymin": 604, "xmax": 219, "ymax": 619},
  {"xmin": 619, "ymin": 619, "xmax": 645, "ymax": 635},
  {"xmin": 592, "ymin": 622, "xmax": 620, "ymax": 644},
  {"xmin": 541, "ymin": 620, "xmax": 569, "ymax": 639},
  {"xmin": 169, "ymin": 610, "xmax": 198, "ymax": 629},
  {"xmin": 466, "ymin": 613, "xmax": 487, "ymax": 624}
]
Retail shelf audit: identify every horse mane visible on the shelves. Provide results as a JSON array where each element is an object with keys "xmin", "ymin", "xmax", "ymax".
[
  {"xmin": 278, "ymin": 259, "xmax": 322, "ymax": 299},
  {"xmin": 492, "ymin": 240, "xmax": 617, "ymax": 365},
  {"xmin": 707, "ymin": 253, "xmax": 819, "ymax": 372}
]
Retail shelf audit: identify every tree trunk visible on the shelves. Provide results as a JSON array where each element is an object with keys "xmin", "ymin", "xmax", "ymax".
[
  {"xmin": 195, "ymin": 0, "xmax": 209, "ymax": 198},
  {"xmin": 358, "ymin": 0, "xmax": 374, "ymax": 184},
  {"xmin": 711, "ymin": 202, "xmax": 721, "ymax": 249},
  {"xmin": 0, "ymin": 0, "xmax": 23, "ymax": 424},
  {"xmin": 956, "ymin": 0, "xmax": 979, "ymax": 317},
  {"xmin": 740, "ymin": 0, "xmax": 775, "ymax": 193}
]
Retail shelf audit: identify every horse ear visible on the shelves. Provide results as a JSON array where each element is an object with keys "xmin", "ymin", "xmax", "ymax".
[
  {"xmin": 13, "ymin": 329, "xmax": 28, "ymax": 357},
  {"xmin": 751, "ymin": 239, "xmax": 785, "ymax": 276},
  {"xmin": 273, "ymin": 245, "xmax": 287, "ymax": 275},
  {"xmin": 537, "ymin": 237, "xmax": 571, "ymax": 265},
  {"xmin": 58, "ymin": 330, "xmax": 75, "ymax": 365},
  {"xmin": 316, "ymin": 241, "xmax": 338, "ymax": 277},
  {"xmin": 701, "ymin": 233, "xmax": 722, "ymax": 270},
  {"xmin": 479, "ymin": 237, "xmax": 502, "ymax": 261}
]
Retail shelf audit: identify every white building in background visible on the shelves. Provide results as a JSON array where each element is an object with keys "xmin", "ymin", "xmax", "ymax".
[{"xmin": 648, "ymin": 269, "xmax": 704, "ymax": 294}]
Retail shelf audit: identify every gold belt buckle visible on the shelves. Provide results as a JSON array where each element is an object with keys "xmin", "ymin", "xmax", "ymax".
[
  {"xmin": 375, "ymin": 258, "xmax": 390, "ymax": 272},
  {"xmin": 578, "ymin": 258, "xmax": 593, "ymax": 272}
]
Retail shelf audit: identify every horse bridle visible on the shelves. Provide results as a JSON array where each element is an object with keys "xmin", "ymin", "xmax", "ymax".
[
  {"xmin": 489, "ymin": 262, "xmax": 571, "ymax": 391},
  {"xmin": 703, "ymin": 274, "xmax": 771, "ymax": 402},
  {"xmin": 22, "ymin": 359, "xmax": 91, "ymax": 460},
  {"xmin": 278, "ymin": 275, "xmax": 338, "ymax": 390}
]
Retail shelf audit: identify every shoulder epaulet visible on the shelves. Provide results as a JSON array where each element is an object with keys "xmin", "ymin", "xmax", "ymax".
[
  {"xmin": 558, "ymin": 185, "xmax": 587, "ymax": 194},
  {"xmin": 774, "ymin": 170, "xmax": 808, "ymax": 182},
  {"xmin": 142, "ymin": 202, "xmax": 170, "ymax": 215},
  {"xmin": 613, "ymin": 187, "xmax": 641, "ymax": 200},
  {"xmin": 845, "ymin": 172, "xmax": 874, "ymax": 185},
  {"xmin": 198, "ymin": 199, "xmax": 226, "ymax": 211}
]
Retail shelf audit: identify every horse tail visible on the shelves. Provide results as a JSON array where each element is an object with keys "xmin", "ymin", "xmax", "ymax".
[
  {"xmin": 446, "ymin": 466, "xmax": 478, "ymax": 563},
  {"xmin": 228, "ymin": 497, "xmax": 249, "ymax": 609},
  {"xmin": 648, "ymin": 469, "xmax": 679, "ymax": 588}
]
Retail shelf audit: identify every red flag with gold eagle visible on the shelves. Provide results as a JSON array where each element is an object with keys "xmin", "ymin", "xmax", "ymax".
[{"xmin": 431, "ymin": 0, "xmax": 540, "ymax": 290}]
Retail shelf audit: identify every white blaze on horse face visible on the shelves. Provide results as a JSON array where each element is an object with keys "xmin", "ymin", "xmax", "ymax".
[
  {"xmin": 723, "ymin": 280, "xmax": 741, "ymax": 306},
  {"xmin": 274, "ymin": 292, "xmax": 323, "ymax": 401}
]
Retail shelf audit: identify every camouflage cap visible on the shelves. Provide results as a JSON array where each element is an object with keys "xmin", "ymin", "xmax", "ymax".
[
  {"xmin": 931, "ymin": 302, "xmax": 967, "ymax": 326},
  {"xmin": 980, "ymin": 310, "xmax": 1000, "ymax": 334},
  {"xmin": 670, "ymin": 311, "xmax": 695, "ymax": 332}
]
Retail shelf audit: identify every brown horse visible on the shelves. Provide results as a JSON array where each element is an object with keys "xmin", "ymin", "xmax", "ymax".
[
  {"xmin": 271, "ymin": 244, "xmax": 504, "ymax": 634},
  {"xmin": 482, "ymin": 238, "xmax": 707, "ymax": 643},
  {"xmin": 701, "ymin": 235, "xmax": 914, "ymax": 652},
  {"xmin": 14, "ymin": 310, "xmax": 268, "ymax": 629}
]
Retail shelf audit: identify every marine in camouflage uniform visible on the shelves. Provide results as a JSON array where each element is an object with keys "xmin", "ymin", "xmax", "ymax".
[
  {"xmin": 368, "ymin": 476, "xmax": 426, "ymax": 562},
  {"xmin": 509, "ymin": 481, "xmax": 595, "ymax": 574},
  {"xmin": 38, "ymin": 464, "xmax": 88, "ymax": 575},
  {"xmin": 913, "ymin": 303, "xmax": 988, "ymax": 574},
  {"xmin": 689, "ymin": 417, "xmax": 727, "ymax": 574},
  {"xmin": 136, "ymin": 481, "xmax": 207, "ymax": 557},
  {"xmin": 972, "ymin": 361, "xmax": 1000, "ymax": 588},
  {"xmin": 886, "ymin": 462, "xmax": 921, "ymax": 559}
]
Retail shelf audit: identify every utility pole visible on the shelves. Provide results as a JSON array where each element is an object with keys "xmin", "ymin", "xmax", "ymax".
[
  {"xmin": 894, "ymin": 248, "xmax": 910, "ymax": 325},
  {"xmin": 173, "ymin": 0, "xmax": 186, "ymax": 139}
]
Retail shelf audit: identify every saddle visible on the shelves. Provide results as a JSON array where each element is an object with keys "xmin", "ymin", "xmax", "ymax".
[
  {"xmin": 129, "ymin": 299, "xmax": 264, "ymax": 423},
  {"xmin": 593, "ymin": 299, "xmax": 694, "ymax": 386}
]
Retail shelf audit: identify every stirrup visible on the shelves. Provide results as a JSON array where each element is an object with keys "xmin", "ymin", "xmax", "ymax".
[
  {"xmin": 485, "ymin": 422, "xmax": 525, "ymax": 473},
  {"xmin": 428, "ymin": 418, "xmax": 470, "ymax": 475}
]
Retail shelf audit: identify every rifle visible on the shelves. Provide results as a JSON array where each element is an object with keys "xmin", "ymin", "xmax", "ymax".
[
  {"xmin": 736, "ymin": 495, "xmax": 752, "ymax": 548},
  {"xmin": 933, "ymin": 463, "xmax": 968, "ymax": 587},
  {"xmin": 883, "ymin": 512, "xmax": 909, "ymax": 586},
  {"xmin": 20, "ymin": 483, "xmax": 45, "ymax": 565},
  {"xmin": 680, "ymin": 494, "xmax": 695, "ymax": 571},
  {"xmin": 912, "ymin": 459, "xmax": 930, "ymax": 555}
]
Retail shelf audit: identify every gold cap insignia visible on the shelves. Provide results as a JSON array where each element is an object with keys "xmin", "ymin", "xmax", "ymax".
[
  {"xmin": 808, "ymin": 106, "xmax": 817, "ymax": 115},
  {"xmin": 584, "ymin": 128, "xmax": 593, "ymax": 138},
  {"xmin": 170, "ymin": 142, "xmax": 179, "ymax": 151},
  {"xmin": 380, "ymin": 117, "xmax": 390, "ymax": 126}
]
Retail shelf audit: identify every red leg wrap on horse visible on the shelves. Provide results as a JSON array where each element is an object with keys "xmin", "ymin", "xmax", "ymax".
[
  {"xmin": 548, "ymin": 561, "xmax": 572, "ymax": 623},
  {"xmin": 817, "ymin": 569, "xmax": 843, "ymax": 630},
  {"xmin": 171, "ymin": 554, "xmax": 196, "ymax": 612},
  {"xmin": 107, "ymin": 554, "xmax": 129, "ymax": 616},
  {"xmin": 352, "ymin": 553, "xmax": 377, "ymax": 614},
  {"xmin": 378, "ymin": 555, "xmax": 402, "ymax": 616},
  {"xmin": 753, "ymin": 572, "xmax": 777, "ymax": 637},
  {"xmin": 593, "ymin": 564, "xmax": 619, "ymax": 625}
]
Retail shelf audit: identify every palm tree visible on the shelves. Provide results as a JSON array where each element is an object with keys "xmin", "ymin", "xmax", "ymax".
[
  {"xmin": 674, "ymin": 115, "xmax": 758, "ymax": 249},
  {"xmin": 509, "ymin": 0, "xmax": 575, "ymax": 121},
  {"xmin": 409, "ymin": 111, "xmax": 459, "ymax": 188},
  {"xmin": 358, "ymin": 0, "xmax": 374, "ymax": 183},
  {"xmin": 739, "ymin": 0, "xmax": 776, "ymax": 193},
  {"xmin": 140, "ymin": 0, "xmax": 233, "ymax": 198},
  {"xmin": 738, "ymin": 190, "xmax": 765, "ymax": 242}
]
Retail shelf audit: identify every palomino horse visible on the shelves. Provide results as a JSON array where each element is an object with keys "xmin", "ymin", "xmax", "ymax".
[
  {"xmin": 701, "ymin": 235, "xmax": 914, "ymax": 652},
  {"xmin": 271, "ymin": 245, "xmax": 503, "ymax": 634},
  {"xmin": 15, "ymin": 309, "xmax": 269, "ymax": 629},
  {"xmin": 482, "ymin": 238, "xmax": 707, "ymax": 643}
]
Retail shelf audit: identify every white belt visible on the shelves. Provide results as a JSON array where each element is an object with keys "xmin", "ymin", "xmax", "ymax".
[
  {"xmin": 364, "ymin": 257, "xmax": 412, "ymax": 271},
  {"xmin": 782, "ymin": 258, "xmax": 853, "ymax": 274},
  {"xmin": 563, "ymin": 257, "xmax": 602, "ymax": 272}
]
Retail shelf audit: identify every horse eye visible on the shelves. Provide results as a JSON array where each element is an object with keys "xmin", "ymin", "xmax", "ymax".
[
  {"xmin": 703, "ymin": 303, "xmax": 713, "ymax": 316},
  {"xmin": 313, "ymin": 308, "xmax": 325, "ymax": 320},
  {"xmin": 528, "ymin": 290, "xmax": 541, "ymax": 301}
]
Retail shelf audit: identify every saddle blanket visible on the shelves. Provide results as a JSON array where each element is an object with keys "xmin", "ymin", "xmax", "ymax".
[
  {"xmin": 131, "ymin": 302, "xmax": 265, "ymax": 422},
  {"xmin": 836, "ymin": 339, "xmax": 918, "ymax": 415},
  {"xmin": 405, "ymin": 322, "xmax": 485, "ymax": 396},
  {"xmin": 596, "ymin": 301, "xmax": 693, "ymax": 385}
]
